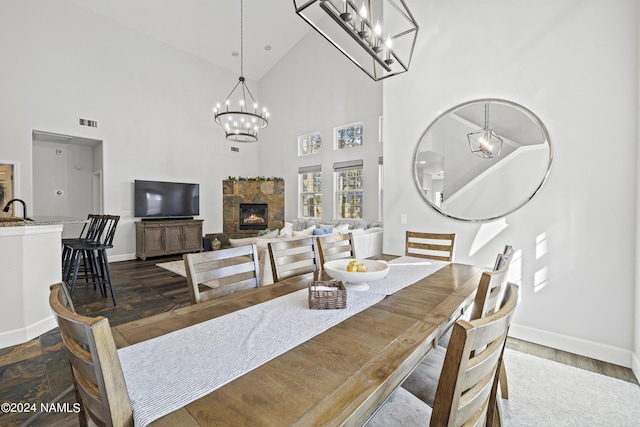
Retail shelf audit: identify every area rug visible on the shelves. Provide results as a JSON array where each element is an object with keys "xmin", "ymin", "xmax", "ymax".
[
  {"xmin": 502, "ymin": 349, "xmax": 640, "ymax": 426},
  {"xmin": 156, "ymin": 260, "xmax": 186, "ymax": 277}
]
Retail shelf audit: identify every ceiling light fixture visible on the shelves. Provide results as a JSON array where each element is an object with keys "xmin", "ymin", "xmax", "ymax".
[
  {"xmin": 214, "ymin": 0, "xmax": 269, "ymax": 143},
  {"xmin": 467, "ymin": 104, "xmax": 503, "ymax": 159},
  {"xmin": 293, "ymin": 0, "xmax": 418, "ymax": 81}
]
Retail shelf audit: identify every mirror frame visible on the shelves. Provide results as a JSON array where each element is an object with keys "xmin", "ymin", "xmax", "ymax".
[{"xmin": 413, "ymin": 98, "xmax": 552, "ymax": 222}]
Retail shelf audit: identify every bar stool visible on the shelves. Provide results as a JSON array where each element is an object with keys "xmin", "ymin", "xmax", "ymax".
[
  {"xmin": 63, "ymin": 215, "xmax": 120, "ymax": 305},
  {"xmin": 62, "ymin": 214, "xmax": 106, "ymax": 285}
]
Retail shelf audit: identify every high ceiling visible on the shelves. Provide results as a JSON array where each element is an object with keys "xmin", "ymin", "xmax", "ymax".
[{"xmin": 64, "ymin": 0, "xmax": 313, "ymax": 81}]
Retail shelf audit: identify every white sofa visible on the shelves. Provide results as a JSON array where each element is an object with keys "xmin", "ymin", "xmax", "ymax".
[{"xmin": 229, "ymin": 225, "xmax": 383, "ymax": 286}]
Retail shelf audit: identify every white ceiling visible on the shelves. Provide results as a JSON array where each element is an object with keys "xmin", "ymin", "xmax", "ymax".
[{"xmin": 64, "ymin": 0, "xmax": 313, "ymax": 81}]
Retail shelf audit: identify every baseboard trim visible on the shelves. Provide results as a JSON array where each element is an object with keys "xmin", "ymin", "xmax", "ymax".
[
  {"xmin": 0, "ymin": 316, "xmax": 58, "ymax": 349},
  {"xmin": 109, "ymin": 253, "xmax": 138, "ymax": 262},
  {"xmin": 510, "ymin": 323, "xmax": 634, "ymax": 368},
  {"xmin": 632, "ymin": 351, "xmax": 640, "ymax": 382}
]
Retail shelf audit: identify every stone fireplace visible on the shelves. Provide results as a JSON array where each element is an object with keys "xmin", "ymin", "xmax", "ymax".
[{"xmin": 215, "ymin": 179, "xmax": 284, "ymax": 247}]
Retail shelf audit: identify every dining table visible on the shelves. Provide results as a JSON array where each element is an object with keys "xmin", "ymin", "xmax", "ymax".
[{"xmin": 111, "ymin": 256, "xmax": 483, "ymax": 427}]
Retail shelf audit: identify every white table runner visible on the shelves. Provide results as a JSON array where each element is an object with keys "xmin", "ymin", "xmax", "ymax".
[
  {"xmin": 118, "ymin": 256, "xmax": 448, "ymax": 426},
  {"xmin": 371, "ymin": 257, "xmax": 449, "ymax": 295}
]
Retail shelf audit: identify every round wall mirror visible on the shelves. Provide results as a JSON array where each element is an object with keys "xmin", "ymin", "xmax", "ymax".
[{"xmin": 413, "ymin": 99, "xmax": 552, "ymax": 221}]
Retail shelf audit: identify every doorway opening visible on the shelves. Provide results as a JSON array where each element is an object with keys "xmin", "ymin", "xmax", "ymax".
[
  {"xmin": 32, "ymin": 130, "xmax": 103, "ymax": 238},
  {"xmin": 0, "ymin": 161, "xmax": 18, "ymax": 218}
]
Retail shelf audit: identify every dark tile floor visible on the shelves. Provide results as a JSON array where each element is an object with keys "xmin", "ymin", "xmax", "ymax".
[
  {"xmin": 0, "ymin": 255, "xmax": 637, "ymax": 426},
  {"xmin": 0, "ymin": 255, "xmax": 188, "ymax": 427}
]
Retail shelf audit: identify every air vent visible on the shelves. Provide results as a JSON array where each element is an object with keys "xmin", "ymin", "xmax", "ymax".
[
  {"xmin": 79, "ymin": 118, "xmax": 98, "ymax": 128},
  {"xmin": 231, "ymin": 146, "xmax": 240, "ymax": 152}
]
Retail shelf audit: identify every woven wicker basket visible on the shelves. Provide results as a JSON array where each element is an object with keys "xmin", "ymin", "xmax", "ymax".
[{"xmin": 308, "ymin": 280, "xmax": 347, "ymax": 309}]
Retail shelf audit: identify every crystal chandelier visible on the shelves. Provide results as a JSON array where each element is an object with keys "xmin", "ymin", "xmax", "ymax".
[
  {"xmin": 294, "ymin": 0, "xmax": 418, "ymax": 81},
  {"xmin": 467, "ymin": 104, "xmax": 503, "ymax": 159},
  {"xmin": 214, "ymin": 0, "xmax": 269, "ymax": 143}
]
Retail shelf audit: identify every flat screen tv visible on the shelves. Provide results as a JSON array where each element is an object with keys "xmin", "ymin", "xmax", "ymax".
[{"xmin": 134, "ymin": 180, "xmax": 199, "ymax": 219}]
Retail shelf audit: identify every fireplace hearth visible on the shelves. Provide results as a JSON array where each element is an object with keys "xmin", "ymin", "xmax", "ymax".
[{"xmin": 239, "ymin": 203, "xmax": 268, "ymax": 230}]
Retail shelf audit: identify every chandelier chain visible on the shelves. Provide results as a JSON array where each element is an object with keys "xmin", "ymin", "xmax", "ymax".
[{"xmin": 240, "ymin": 0, "xmax": 244, "ymax": 78}]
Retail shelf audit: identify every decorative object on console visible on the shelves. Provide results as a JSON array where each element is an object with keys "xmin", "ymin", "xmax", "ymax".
[
  {"xmin": 467, "ymin": 103, "xmax": 503, "ymax": 159},
  {"xmin": 211, "ymin": 236, "xmax": 221, "ymax": 250},
  {"xmin": 213, "ymin": 0, "xmax": 269, "ymax": 142},
  {"xmin": 293, "ymin": 0, "xmax": 418, "ymax": 81}
]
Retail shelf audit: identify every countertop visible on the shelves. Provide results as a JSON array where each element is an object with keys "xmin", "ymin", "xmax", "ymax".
[{"xmin": 0, "ymin": 216, "xmax": 88, "ymax": 227}]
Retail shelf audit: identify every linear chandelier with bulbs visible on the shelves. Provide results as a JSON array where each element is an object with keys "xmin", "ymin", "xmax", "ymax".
[
  {"xmin": 214, "ymin": 0, "xmax": 269, "ymax": 143},
  {"xmin": 294, "ymin": 0, "xmax": 419, "ymax": 81}
]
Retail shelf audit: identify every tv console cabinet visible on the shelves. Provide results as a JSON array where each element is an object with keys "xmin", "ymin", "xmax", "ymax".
[{"xmin": 135, "ymin": 219, "xmax": 203, "ymax": 261}]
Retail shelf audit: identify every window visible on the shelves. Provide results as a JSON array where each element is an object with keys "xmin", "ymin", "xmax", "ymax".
[
  {"xmin": 334, "ymin": 160, "xmax": 363, "ymax": 219},
  {"xmin": 298, "ymin": 132, "xmax": 322, "ymax": 156},
  {"xmin": 378, "ymin": 156, "xmax": 383, "ymax": 221},
  {"xmin": 299, "ymin": 166, "xmax": 322, "ymax": 218},
  {"xmin": 335, "ymin": 122, "xmax": 363, "ymax": 150}
]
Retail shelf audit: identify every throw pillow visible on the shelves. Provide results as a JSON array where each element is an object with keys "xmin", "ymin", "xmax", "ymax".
[
  {"xmin": 292, "ymin": 224, "xmax": 316, "ymax": 237},
  {"xmin": 334, "ymin": 223, "xmax": 349, "ymax": 234},
  {"xmin": 279, "ymin": 222, "xmax": 293, "ymax": 238},
  {"xmin": 229, "ymin": 236, "xmax": 260, "ymax": 247},
  {"xmin": 312, "ymin": 228, "xmax": 333, "ymax": 235},
  {"xmin": 258, "ymin": 228, "xmax": 279, "ymax": 238}
]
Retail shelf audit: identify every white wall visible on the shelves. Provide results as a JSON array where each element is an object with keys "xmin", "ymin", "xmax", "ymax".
[
  {"xmin": 0, "ymin": 0, "xmax": 262, "ymax": 260},
  {"xmin": 635, "ymin": 0, "xmax": 640, "ymax": 379},
  {"xmin": 257, "ymin": 31, "xmax": 383, "ymax": 223},
  {"xmin": 384, "ymin": 0, "xmax": 638, "ymax": 370}
]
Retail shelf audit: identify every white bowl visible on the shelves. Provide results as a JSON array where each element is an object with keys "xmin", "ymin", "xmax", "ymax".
[{"xmin": 323, "ymin": 259, "xmax": 390, "ymax": 291}]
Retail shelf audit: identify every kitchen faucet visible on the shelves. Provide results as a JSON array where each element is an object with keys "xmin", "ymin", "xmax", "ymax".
[{"xmin": 2, "ymin": 198, "xmax": 28, "ymax": 220}]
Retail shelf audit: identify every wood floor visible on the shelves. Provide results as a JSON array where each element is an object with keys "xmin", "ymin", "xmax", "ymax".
[{"xmin": 0, "ymin": 256, "xmax": 637, "ymax": 427}]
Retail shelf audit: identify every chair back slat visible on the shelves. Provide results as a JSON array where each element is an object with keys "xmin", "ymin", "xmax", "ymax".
[
  {"xmin": 49, "ymin": 283, "xmax": 133, "ymax": 427},
  {"xmin": 406, "ymin": 231, "xmax": 456, "ymax": 262},
  {"xmin": 316, "ymin": 232, "xmax": 356, "ymax": 266},
  {"xmin": 100, "ymin": 215, "xmax": 120, "ymax": 246},
  {"xmin": 268, "ymin": 237, "xmax": 318, "ymax": 282},
  {"xmin": 431, "ymin": 283, "xmax": 519, "ymax": 427},
  {"xmin": 469, "ymin": 260, "xmax": 510, "ymax": 321},
  {"xmin": 184, "ymin": 244, "xmax": 261, "ymax": 304},
  {"xmin": 82, "ymin": 214, "xmax": 106, "ymax": 241}
]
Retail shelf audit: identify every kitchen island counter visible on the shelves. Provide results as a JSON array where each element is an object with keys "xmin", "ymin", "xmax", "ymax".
[{"xmin": 0, "ymin": 222, "xmax": 70, "ymax": 348}]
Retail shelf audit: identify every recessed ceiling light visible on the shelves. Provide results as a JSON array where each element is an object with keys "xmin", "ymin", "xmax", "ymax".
[{"xmin": 264, "ymin": 45, "xmax": 272, "ymax": 51}]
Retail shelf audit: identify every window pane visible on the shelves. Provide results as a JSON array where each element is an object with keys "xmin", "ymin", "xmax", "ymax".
[
  {"xmin": 300, "ymin": 171, "xmax": 322, "ymax": 218},
  {"xmin": 336, "ymin": 168, "xmax": 363, "ymax": 219},
  {"xmin": 337, "ymin": 169, "xmax": 363, "ymax": 191},
  {"xmin": 298, "ymin": 132, "xmax": 322, "ymax": 156},
  {"xmin": 336, "ymin": 123, "xmax": 363, "ymax": 150}
]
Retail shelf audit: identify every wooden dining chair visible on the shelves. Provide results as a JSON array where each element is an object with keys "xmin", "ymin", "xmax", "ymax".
[
  {"xmin": 316, "ymin": 232, "xmax": 356, "ymax": 266},
  {"xmin": 493, "ymin": 244, "xmax": 515, "ymax": 271},
  {"xmin": 367, "ymin": 283, "xmax": 520, "ymax": 427},
  {"xmin": 403, "ymin": 254, "xmax": 512, "ymax": 404},
  {"xmin": 268, "ymin": 237, "xmax": 318, "ymax": 282},
  {"xmin": 405, "ymin": 231, "xmax": 456, "ymax": 262},
  {"xmin": 49, "ymin": 283, "xmax": 133, "ymax": 427},
  {"xmin": 183, "ymin": 244, "xmax": 261, "ymax": 304}
]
